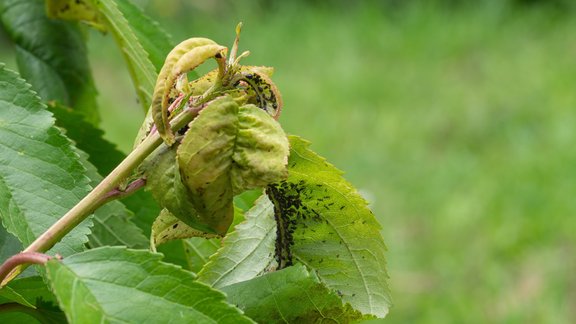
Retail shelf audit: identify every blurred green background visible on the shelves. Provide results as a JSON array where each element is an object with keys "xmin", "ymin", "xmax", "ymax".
[{"xmin": 2, "ymin": 0, "xmax": 576, "ymax": 322}]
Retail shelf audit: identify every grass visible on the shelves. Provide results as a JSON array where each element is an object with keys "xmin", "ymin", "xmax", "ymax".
[{"xmin": 4, "ymin": 1, "xmax": 576, "ymax": 322}]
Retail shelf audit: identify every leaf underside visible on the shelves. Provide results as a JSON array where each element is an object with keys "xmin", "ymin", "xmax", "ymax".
[
  {"xmin": 222, "ymin": 264, "xmax": 367, "ymax": 324},
  {"xmin": 266, "ymin": 136, "xmax": 391, "ymax": 318},
  {"xmin": 197, "ymin": 195, "xmax": 277, "ymax": 288},
  {"xmin": 46, "ymin": 246, "xmax": 254, "ymax": 324}
]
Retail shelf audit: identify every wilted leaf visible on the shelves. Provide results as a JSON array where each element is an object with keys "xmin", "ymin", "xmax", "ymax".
[
  {"xmin": 45, "ymin": 0, "xmax": 106, "ymax": 31},
  {"xmin": 143, "ymin": 145, "xmax": 214, "ymax": 233},
  {"xmin": 151, "ymin": 209, "xmax": 217, "ymax": 249},
  {"xmin": 177, "ymin": 95, "xmax": 289, "ymax": 234},
  {"xmin": 45, "ymin": 246, "xmax": 254, "ymax": 323}
]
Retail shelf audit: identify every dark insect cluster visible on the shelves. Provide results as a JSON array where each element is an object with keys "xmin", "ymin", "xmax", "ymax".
[
  {"xmin": 239, "ymin": 72, "xmax": 281, "ymax": 117},
  {"xmin": 266, "ymin": 180, "xmax": 323, "ymax": 268}
]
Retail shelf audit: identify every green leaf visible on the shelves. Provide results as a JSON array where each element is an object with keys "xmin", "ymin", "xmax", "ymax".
[
  {"xmin": 114, "ymin": 0, "xmax": 173, "ymax": 72},
  {"xmin": 45, "ymin": 246, "xmax": 254, "ymax": 323},
  {"xmin": 234, "ymin": 189, "xmax": 263, "ymax": 212},
  {"xmin": 0, "ymin": 276, "xmax": 65, "ymax": 324},
  {"xmin": 49, "ymin": 103, "xmax": 125, "ymax": 175},
  {"xmin": 0, "ymin": 0, "xmax": 100, "ymax": 124},
  {"xmin": 152, "ymin": 205, "xmax": 245, "ymax": 249},
  {"xmin": 47, "ymin": 104, "xmax": 148, "ymax": 248},
  {"xmin": 183, "ymin": 237, "xmax": 220, "ymax": 273},
  {"xmin": 121, "ymin": 189, "xmax": 161, "ymax": 237},
  {"xmin": 0, "ymin": 65, "xmax": 92, "ymax": 256},
  {"xmin": 222, "ymin": 264, "xmax": 366, "ymax": 323},
  {"xmin": 266, "ymin": 136, "xmax": 391, "ymax": 318},
  {"xmin": 177, "ymin": 96, "xmax": 289, "ymax": 234},
  {"xmin": 78, "ymin": 151, "xmax": 148, "ymax": 249},
  {"xmin": 0, "ymin": 287, "xmax": 35, "ymax": 309},
  {"xmin": 197, "ymin": 195, "xmax": 276, "ymax": 288},
  {"xmin": 153, "ymin": 207, "xmax": 249, "ymax": 273},
  {"xmin": 0, "ymin": 300, "xmax": 66, "ymax": 324},
  {"xmin": 0, "ymin": 226, "xmax": 36, "ymax": 278},
  {"xmin": 143, "ymin": 145, "xmax": 214, "ymax": 233},
  {"xmin": 93, "ymin": 0, "xmax": 159, "ymax": 111},
  {"xmin": 0, "ymin": 224, "xmax": 23, "ymax": 265},
  {"xmin": 0, "ymin": 276, "xmax": 57, "ymax": 309}
]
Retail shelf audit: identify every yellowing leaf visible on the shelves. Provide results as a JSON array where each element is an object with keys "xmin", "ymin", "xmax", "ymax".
[
  {"xmin": 151, "ymin": 209, "xmax": 217, "ymax": 249},
  {"xmin": 142, "ymin": 146, "xmax": 214, "ymax": 233},
  {"xmin": 177, "ymin": 95, "xmax": 288, "ymax": 234}
]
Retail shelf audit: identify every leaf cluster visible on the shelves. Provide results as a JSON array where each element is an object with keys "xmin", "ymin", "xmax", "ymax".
[{"xmin": 0, "ymin": 0, "xmax": 390, "ymax": 323}]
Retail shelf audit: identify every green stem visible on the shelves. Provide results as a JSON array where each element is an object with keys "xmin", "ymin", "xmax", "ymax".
[
  {"xmin": 22, "ymin": 109, "xmax": 198, "ymax": 255},
  {"xmin": 0, "ymin": 107, "xmax": 201, "ymax": 286}
]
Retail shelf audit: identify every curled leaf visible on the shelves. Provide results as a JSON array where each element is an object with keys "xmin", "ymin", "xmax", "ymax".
[
  {"xmin": 177, "ymin": 95, "xmax": 288, "ymax": 234},
  {"xmin": 151, "ymin": 39, "xmax": 226, "ymax": 145},
  {"xmin": 141, "ymin": 145, "xmax": 214, "ymax": 233},
  {"xmin": 151, "ymin": 209, "xmax": 218, "ymax": 250},
  {"xmin": 236, "ymin": 71, "xmax": 283, "ymax": 119}
]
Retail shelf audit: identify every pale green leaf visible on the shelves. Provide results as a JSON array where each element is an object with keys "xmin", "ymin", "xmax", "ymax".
[
  {"xmin": 222, "ymin": 264, "xmax": 367, "ymax": 323},
  {"xmin": 183, "ymin": 237, "xmax": 220, "ymax": 273},
  {"xmin": 0, "ymin": 0, "xmax": 100, "ymax": 124},
  {"xmin": 45, "ymin": 246, "xmax": 254, "ymax": 323},
  {"xmin": 151, "ymin": 207, "xmax": 246, "ymax": 272},
  {"xmin": 143, "ymin": 145, "xmax": 214, "ymax": 233},
  {"xmin": 177, "ymin": 95, "xmax": 289, "ymax": 234},
  {"xmin": 197, "ymin": 195, "xmax": 277, "ymax": 288},
  {"xmin": 46, "ymin": 0, "xmax": 106, "ymax": 31},
  {"xmin": 266, "ymin": 136, "xmax": 391, "ymax": 318},
  {"xmin": 151, "ymin": 208, "xmax": 217, "ymax": 249},
  {"xmin": 0, "ymin": 65, "xmax": 92, "ymax": 256}
]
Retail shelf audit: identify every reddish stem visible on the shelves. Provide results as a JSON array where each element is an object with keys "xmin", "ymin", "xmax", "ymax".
[{"xmin": 0, "ymin": 252, "xmax": 56, "ymax": 285}]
